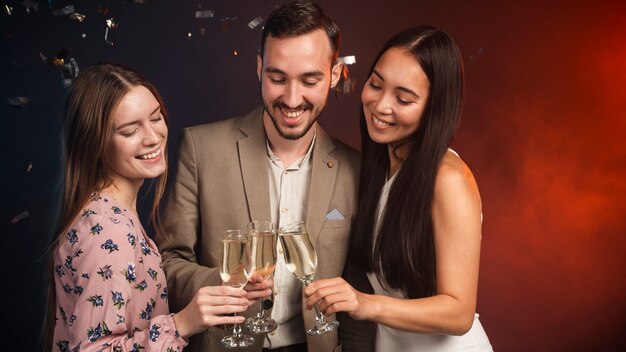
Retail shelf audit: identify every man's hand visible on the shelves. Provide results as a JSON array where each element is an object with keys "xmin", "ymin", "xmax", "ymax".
[{"xmin": 244, "ymin": 272, "xmax": 273, "ymax": 303}]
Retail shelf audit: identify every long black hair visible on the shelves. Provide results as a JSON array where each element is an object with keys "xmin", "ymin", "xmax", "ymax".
[{"xmin": 350, "ymin": 26, "xmax": 464, "ymax": 299}]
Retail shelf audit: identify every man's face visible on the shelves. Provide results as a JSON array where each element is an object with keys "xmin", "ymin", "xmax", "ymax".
[{"xmin": 257, "ymin": 29, "xmax": 342, "ymax": 140}]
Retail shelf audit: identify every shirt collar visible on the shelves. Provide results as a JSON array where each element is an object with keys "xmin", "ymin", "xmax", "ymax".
[{"xmin": 266, "ymin": 127, "xmax": 317, "ymax": 170}]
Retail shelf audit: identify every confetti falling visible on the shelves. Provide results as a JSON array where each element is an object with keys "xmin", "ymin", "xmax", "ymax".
[
  {"xmin": 104, "ymin": 18, "xmax": 118, "ymax": 45},
  {"xmin": 60, "ymin": 58, "xmax": 80, "ymax": 87},
  {"xmin": 52, "ymin": 5, "xmax": 74, "ymax": 16},
  {"xmin": 40, "ymin": 45, "xmax": 70, "ymax": 66},
  {"xmin": 334, "ymin": 56, "xmax": 357, "ymax": 96},
  {"xmin": 10, "ymin": 211, "xmax": 30, "ymax": 225},
  {"xmin": 248, "ymin": 16, "xmax": 263, "ymax": 30},
  {"xmin": 104, "ymin": 27, "xmax": 112, "ymax": 45},
  {"xmin": 8, "ymin": 96, "xmax": 31, "ymax": 108},
  {"xmin": 69, "ymin": 13, "xmax": 86, "ymax": 22},
  {"xmin": 106, "ymin": 18, "xmax": 119, "ymax": 29},
  {"xmin": 195, "ymin": 9, "xmax": 214, "ymax": 19},
  {"xmin": 3, "ymin": 4, "xmax": 13, "ymax": 15},
  {"xmin": 339, "ymin": 55, "xmax": 356, "ymax": 65}
]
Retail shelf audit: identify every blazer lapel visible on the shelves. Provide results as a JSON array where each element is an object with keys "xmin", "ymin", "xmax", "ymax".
[
  {"xmin": 306, "ymin": 127, "xmax": 337, "ymax": 245},
  {"xmin": 238, "ymin": 108, "xmax": 272, "ymax": 223}
]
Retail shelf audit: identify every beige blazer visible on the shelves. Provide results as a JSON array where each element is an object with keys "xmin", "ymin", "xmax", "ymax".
[{"xmin": 156, "ymin": 107, "xmax": 361, "ymax": 352}]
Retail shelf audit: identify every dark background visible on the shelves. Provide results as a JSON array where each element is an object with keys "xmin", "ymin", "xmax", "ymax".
[{"xmin": 2, "ymin": 0, "xmax": 625, "ymax": 350}]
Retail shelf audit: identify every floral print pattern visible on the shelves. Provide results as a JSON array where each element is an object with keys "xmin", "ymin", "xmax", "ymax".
[{"xmin": 53, "ymin": 193, "xmax": 186, "ymax": 351}]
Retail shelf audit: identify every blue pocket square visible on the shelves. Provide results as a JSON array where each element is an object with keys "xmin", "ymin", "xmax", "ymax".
[{"xmin": 325, "ymin": 208, "xmax": 345, "ymax": 220}]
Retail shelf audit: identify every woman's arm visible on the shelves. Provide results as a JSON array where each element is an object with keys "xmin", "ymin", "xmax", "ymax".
[{"xmin": 306, "ymin": 152, "xmax": 483, "ymax": 335}]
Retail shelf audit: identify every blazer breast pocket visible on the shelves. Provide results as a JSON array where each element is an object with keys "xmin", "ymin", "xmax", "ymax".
[{"xmin": 317, "ymin": 216, "xmax": 353, "ymax": 278}]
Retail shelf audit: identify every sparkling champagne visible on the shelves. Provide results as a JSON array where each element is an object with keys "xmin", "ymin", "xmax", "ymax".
[
  {"xmin": 279, "ymin": 231, "xmax": 317, "ymax": 282},
  {"xmin": 250, "ymin": 231, "xmax": 277, "ymax": 279},
  {"xmin": 220, "ymin": 239, "xmax": 250, "ymax": 288}
]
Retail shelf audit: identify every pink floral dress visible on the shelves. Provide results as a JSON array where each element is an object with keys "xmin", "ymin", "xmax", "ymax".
[{"xmin": 53, "ymin": 193, "xmax": 187, "ymax": 351}]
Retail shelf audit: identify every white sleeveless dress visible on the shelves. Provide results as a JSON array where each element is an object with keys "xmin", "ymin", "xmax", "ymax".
[{"xmin": 366, "ymin": 150, "xmax": 493, "ymax": 351}]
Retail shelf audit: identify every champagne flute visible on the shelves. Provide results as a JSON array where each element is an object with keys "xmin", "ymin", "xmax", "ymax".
[
  {"xmin": 278, "ymin": 221, "xmax": 340, "ymax": 335},
  {"xmin": 245, "ymin": 221, "xmax": 278, "ymax": 334},
  {"xmin": 220, "ymin": 229, "xmax": 255, "ymax": 348}
]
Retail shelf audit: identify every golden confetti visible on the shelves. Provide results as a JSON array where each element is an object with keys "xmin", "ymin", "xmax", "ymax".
[
  {"xmin": 70, "ymin": 13, "xmax": 86, "ymax": 22},
  {"xmin": 106, "ymin": 18, "xmax": 118, "ymax": 29}
]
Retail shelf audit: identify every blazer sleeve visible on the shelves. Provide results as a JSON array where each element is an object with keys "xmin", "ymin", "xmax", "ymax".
[{"xmin": 155, "ymin": 127, "xmax": 222, "ymax": 312}]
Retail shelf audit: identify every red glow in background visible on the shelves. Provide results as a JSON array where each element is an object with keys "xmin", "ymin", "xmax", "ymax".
[
  {"xmin": 321, "ymin": 1, "xmax": 626, "ymax": 349},
  {"xmin": 440, "ymin": 2, "xmax": 626, "ymax": 350}
]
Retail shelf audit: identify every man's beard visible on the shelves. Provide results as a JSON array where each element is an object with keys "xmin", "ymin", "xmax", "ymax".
[{"xmin": 263, "ymin": 100, "xmax": 321, "ymax": 140}]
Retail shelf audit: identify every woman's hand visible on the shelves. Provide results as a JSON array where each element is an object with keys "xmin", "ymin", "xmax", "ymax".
[
  {"xmin": 173, "ymin": 285, "xmax": 250, "ymax": 339},
  {"xmin": 304, "ymin": 277, "xmax": 375, "ymax": 321}
]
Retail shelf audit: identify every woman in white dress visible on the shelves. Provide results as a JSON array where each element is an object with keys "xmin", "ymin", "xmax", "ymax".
[{"xmin": 305, "ymin": 26, "xmax": 492, "ymax": 351}]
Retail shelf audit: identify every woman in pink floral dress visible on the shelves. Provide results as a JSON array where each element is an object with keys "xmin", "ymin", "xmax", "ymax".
[{"xmin": 44, "ymin": 63, "xmax": 272, "ymax": 351}]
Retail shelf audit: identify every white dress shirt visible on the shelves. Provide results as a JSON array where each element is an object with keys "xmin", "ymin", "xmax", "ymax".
[{"xmin": 264, "ymin": 132, "xmax": 316, "ymax": 348}]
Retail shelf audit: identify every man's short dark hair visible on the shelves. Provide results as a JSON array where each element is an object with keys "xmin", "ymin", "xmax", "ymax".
[{"xmin": 260, "ymin": 0, "xmax": 341, "ymax": 62}]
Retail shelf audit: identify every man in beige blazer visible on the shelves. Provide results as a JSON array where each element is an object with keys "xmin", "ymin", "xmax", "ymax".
[{"xmin": 156, "ymin": 1, "xmax": 368, "ymax": 351}]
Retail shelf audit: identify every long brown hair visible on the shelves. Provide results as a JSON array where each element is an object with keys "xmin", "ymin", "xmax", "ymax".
[
  {"xmin": 42, "ymin": 63, "xmax": 169, "ymax": 350},
  {"xmin": 350, "ymin": 26, "xmax": 464, "ymax": 298}
]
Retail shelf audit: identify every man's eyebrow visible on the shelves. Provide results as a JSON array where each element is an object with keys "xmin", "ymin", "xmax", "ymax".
[
  {"xmin": 300, "ymin": 71, "xmax": 324, "ymax": 79},
  {"xmin": 264, "ymin": 67, "xmax": 286, "ymax": 75},
  {"xmin": 264, "ymin": 67, "xmax": 324, "ymax": 79}
]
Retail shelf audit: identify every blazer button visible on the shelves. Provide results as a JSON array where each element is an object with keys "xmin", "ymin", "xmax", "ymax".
[{"xmin": 326, "ymin": 160, "xmax": 334, "ymax": 168}]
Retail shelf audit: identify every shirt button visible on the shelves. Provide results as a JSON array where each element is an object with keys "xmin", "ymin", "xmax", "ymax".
[
  {"xmin": 281, "ymin": 208, "xmax": 288, "ymax": 214},
  {"xmin": 278, "ymin": 248, "xmax": 283, "ymax": 254}
]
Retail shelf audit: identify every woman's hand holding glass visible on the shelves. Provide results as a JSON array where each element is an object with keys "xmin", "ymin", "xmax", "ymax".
[
  {"xmin": 220, "ymin": 229, "xmax": 255, "ymax": 348},
  {"xmin": 278, "ymin": 221, "xmax": 340, "ymax": 335},
  {"xmin": 304, "ymin": 277, "xmax": 373, "ymax": 321},
  {"xmin": 172, "ymin": 285, "xmax": 250, "ymax": 339}
]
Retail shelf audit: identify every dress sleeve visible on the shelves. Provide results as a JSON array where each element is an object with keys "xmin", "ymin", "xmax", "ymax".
[{"xmin": 53, "ymin": 210, "xmax": 188, "ymax": 351}]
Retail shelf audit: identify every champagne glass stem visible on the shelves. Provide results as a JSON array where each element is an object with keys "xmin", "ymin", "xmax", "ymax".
[
  {"xmin": 257, "ymin": 300, "xmax": 264, "ymax": 318},
  {"xmin": 304, "ymin": 281, "xmax": 328, "ymax": 325},
  {"xmin": 233, "ymin": 313, "xmax": 242, "ymax": 338},
  {"xmin": 313, "ymin": 303, "xmax": 327, "ymax": 325}
]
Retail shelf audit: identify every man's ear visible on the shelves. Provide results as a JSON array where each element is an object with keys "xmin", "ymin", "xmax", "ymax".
[
  {"xmin": 330, "ymin": 62, "xmax": 343, "ymax": 88},
  {"xmin": 256, "ymin": 54, "xmax": 263, "ymax": 81}
]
